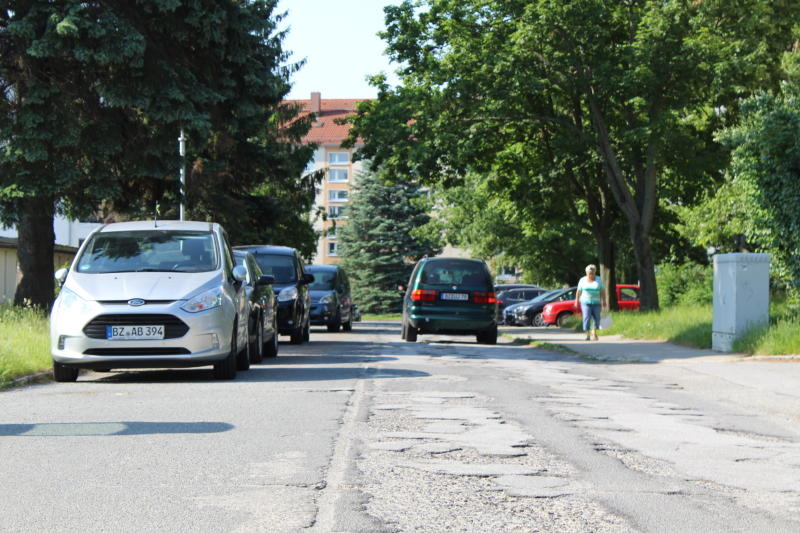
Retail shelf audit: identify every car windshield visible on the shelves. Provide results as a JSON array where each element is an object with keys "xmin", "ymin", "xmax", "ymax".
[
  {"xmin": 530, "ymin": 289, "xmax": 564, "ymax": 303},
  {"xmin": 307, "ymin": 270, "xmax": 335, "ymax": 291},
  {"xmin": 76, "ymin": 230, "xmax": 217, "ymax": 274},
  {"xmin": 253, "ymin": 254, "xmax": 296, "ymax": 283},
  {"xmin": 420, "ymin": 260, "xmax": 489, "ymax": 286}
]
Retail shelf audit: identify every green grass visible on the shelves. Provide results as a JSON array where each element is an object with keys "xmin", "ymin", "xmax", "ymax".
[
  {"xmin": 0, "ymin": 305, "xmax": 52, "ymax": 386},
  {"xmin": 361, "ymin": 313, "xmax": 402, "ymax": 321},
  {"xmin": 581, "ymin": 298, "xmax": 800, "ymax": 355},
  {"xmin": 595, "ymin": 304, "xmax": 713, "ymax": 349}
]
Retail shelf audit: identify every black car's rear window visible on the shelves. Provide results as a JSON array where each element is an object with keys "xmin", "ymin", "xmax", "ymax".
[{"xmin": 419, "ymin": 260, "xmax": 489, "ymax": 287}]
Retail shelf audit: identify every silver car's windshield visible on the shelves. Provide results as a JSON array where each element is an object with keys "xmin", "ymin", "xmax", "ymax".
[{"xmin": 76, "ymin": 230, "xmax": 218, "ymax": 274}]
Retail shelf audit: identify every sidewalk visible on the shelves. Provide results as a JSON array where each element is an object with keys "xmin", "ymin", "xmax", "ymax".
[{"xmin": 503, "ymin": 325, "xmax": 741, "ymax": 363}]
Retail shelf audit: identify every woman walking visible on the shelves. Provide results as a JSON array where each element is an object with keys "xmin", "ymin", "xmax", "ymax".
[{"xmin": 575, "ymin": 264, "xmax": 605, "ymax": 340}]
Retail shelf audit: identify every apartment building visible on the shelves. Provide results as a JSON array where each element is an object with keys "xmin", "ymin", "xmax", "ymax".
[{"xmin": 288, "ymin": 92, "xmax": 368, "ymax": 264}]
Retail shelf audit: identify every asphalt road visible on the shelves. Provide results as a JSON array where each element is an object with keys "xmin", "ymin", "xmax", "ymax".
[{"xmin": 2, "ymin": 321, "xmax": 800, "ymax": 532}]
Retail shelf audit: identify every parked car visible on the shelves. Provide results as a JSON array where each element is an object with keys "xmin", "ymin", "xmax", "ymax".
[
  {"xmin": 496, "ymin": 287, "xmax": 547, "ymax": 317},
  {"xmin": 234, "ymin": 245, "xmax": 313, "ymax": 345},
  {"xmin": 50, "ymin": 220, "xmax": 250, "ymax": 381},
  {"xmin": 503, "ymin": 289, "xmax": 568, "ymax": 326},
  {"xmin": 541, "ymin": 284, "xmax": 640, "ymax": 327},
  {"xmin": 233, "ymin": 250, "xmax": 279, "ymax": 361},
  {"xmin": 306, "ymin": 264, "xmax": 354, "ymax": 332},
  {"xmin": 494, "ymin": 283, "xmax": 542, "ymax": 294},
  {"xmin": 402, "ymin": 257, "xmax": 498, "ymax": 344},
  {"xmin": 513, "ymin": 287, "xmax": 576, "ymax": 327}
]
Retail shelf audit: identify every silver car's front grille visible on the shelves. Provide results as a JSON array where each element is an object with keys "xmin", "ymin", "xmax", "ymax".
[
  {"xmin": 97, "ymin": 300, "xmax": 176, "ymax": 305},
  {"xmin": 83, "ymin": 348, "xmax": 191, "ymax": 356},
  {"xmin": 82, "ymin": 314, "xmax": 189, "ymax": 340}
]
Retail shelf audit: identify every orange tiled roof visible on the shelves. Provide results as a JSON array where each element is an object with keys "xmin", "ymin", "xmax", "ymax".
[{"xmin": 285, "ymin": 96, "xmax": 369, "ymax": 146}]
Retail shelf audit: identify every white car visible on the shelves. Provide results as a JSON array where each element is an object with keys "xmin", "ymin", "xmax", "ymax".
[{"xmin": 50, "ymin": 220, "xmax": 250, "ymax": 381}]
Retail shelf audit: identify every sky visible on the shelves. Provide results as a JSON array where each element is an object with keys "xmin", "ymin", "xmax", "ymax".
[{"xmin": 278, "ymin": 0, "xmax": 401, "ymax": 100}]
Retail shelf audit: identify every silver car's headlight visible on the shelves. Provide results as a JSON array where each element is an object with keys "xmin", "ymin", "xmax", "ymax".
[
  {"xmin": 54, "ymin": 287, "xmax": 89, "ymax": 315},
  {"xmin": 181, "ymin": 287, "xmax": 223, "ymax": 313},
  {"xmin": 320, "ymin": 294, "xmax": 334, "ymax": 304},
  {"xmin": 278, "ymin": 286, "xmax": 298, "ymax": 302}
]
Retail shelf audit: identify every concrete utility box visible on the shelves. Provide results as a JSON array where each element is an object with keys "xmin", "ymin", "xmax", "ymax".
[{"xmin": 712, "ymin": 253, "xmax": 770, "ymax": 352}]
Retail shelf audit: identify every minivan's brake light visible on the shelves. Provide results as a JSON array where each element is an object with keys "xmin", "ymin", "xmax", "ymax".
[
  {"xmin": 411, "ymin": 289, "xmax": 437, "ymax": 302},
  {"xmin": 473, "ymin": 291, "xmax": 496, "ymax": 304}
]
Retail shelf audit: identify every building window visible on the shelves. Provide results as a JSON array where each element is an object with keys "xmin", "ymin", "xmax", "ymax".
[
  {"xmin": 328, "ymin": 189, "xmax": 348, "ymax": 202},
  {"xmin": 328, "ymin": 152, "xmax": 349, "ymax": 165},
  {"xmin": 328, "ymin": 241, "xmax": 338, "ymax": 256},
  {"xmin": 326, "ymin": 227, "xmax": 337, "ymax": 239},
  {"xmin": 328, "ymin": 205, "xmax": 347, "ymax": 219},
  {"xmin": 328, "ymin": 168, "xmax": 348, "ymax": 182}
]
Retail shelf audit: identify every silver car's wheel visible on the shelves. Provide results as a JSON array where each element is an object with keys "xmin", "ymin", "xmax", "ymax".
[
  {"xmin": 53, "ymin": 361, "xmax": 79, "ymax": 382},
  {"xmin": 213, "ymin": 326, "xmax": 238, "ymax": 380}
]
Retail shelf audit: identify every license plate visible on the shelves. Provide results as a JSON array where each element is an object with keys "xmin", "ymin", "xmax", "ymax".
[
  {"xmin": 440, "ymin": 292, "xmax": 469, "ymax": 301},
  {"xmin": 106, "ymin": 325, "xmax": 164, "ymax": 340}
]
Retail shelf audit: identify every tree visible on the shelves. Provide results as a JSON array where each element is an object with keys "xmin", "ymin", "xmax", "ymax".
[
  {"xmin": 345, "ymin": 0, "xmax": 798, "ymax": 310},
  {"xmin": 422, "ymin": 173, "xmax": 597, "ymax": 287},
  {"xmin": 338, "ymin": 171, "xmax": 441, "ymax": 313},
  {"xmin": 679, "ymin": 48, "xmax": 800, "ymax": 295},
  {"xmin": 0, "ymin": 0, "xmax": 315, "ymax": 308}
]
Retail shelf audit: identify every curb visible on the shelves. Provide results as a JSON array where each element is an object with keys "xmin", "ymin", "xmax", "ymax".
[{"xmin": 1, "ymin": 370, "xmax": 53, "ymax": 391}]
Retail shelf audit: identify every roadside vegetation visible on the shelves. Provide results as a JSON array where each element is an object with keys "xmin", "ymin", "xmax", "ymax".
[
  {"xmin": 361, "ymin": 313, "xmax": 402, "ymax": 322},
  {"xmin": 0, "ymin": 305, "xmax": 51, "ymax": 386}
]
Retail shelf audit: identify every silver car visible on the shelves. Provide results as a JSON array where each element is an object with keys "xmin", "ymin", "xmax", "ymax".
[{"xmin": 50, "ymin": 220, "xmax": 250, "ymax": 381}]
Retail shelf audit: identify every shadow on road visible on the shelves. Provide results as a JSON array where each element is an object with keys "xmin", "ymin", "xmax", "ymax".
[{"xmin": 0, "ymin": 420, "xmax": 233, "ymax": 437}]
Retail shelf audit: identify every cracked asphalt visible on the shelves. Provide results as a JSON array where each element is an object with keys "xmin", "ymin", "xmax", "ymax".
[{"xmin": 2, "ymin": 321, "xmax": 800, "ymax": 532}]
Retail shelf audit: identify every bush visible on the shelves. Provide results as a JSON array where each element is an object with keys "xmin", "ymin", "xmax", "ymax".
[{"xmin": 656, "ymin": 262, "xmax": 713, "ymax": 307}]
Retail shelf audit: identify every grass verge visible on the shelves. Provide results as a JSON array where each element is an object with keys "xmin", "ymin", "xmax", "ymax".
[
  {"xmin": 583, "ymin": 299, "xmax": 800, "ymax": 355},
  {"xmin": 362, "ymin": 313, "xmax": 402, "ymax": 321},
  {"xmin": 506, "ymin": 336, "xmax": 578, "ymax": 356},
  {"xmin": 0, "ymin": 305, "xmax": 52, "ymax": 387},
  {"xmin": 596, "ymin": 304, "xmax": 713, "ymax": 349}
]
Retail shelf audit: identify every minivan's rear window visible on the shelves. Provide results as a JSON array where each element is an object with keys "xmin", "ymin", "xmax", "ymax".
[
  {"xmin": 77, "ymin": 231, "xmax": 218, "ymax": 274},
  {"xmin": 254, "ymin": 254, "xmax": 297, "ymax": 283},
  {"xmin": 420, "ymin": 260, "xmax": 489, "ymax": 286}
]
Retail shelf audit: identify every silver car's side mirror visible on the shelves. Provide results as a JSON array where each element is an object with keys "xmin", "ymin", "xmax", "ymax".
[
  {"xmin": 232, "ymin": 265, "xmax": 247, "ymax": 283},
  {"xmin": 55, "ymin": 268, "xmax": 68, "ymax": 286}
]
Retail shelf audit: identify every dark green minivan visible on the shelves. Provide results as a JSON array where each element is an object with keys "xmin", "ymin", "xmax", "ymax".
[{"xmin": 401, "ymin": 257, "xmax": 498, "ymax": 344}]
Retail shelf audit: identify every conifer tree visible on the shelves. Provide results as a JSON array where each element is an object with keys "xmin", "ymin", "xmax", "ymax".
[{"xmin": 338, "ymin": 171, "xmax": 441, "ymax": 313}]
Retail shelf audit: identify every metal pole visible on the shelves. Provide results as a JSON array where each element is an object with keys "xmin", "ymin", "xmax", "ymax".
[{"xmin": 179, "ymin": 128, "xmax": 187, "ymax": 221}]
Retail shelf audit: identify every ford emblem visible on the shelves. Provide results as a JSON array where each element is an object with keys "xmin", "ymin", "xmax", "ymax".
[{"xmin": 128, "ymin": 298, "xmax": 146, "ymax": 306}]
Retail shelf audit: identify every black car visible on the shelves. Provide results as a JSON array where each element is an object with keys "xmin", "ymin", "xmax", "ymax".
[
  {"xmin": 496, "ymin": 287, "xmax": 547, "ymax": 317},
  {"xmin": 511, "ymin": 288, "xmax": 575, "ymax": 327},
  {"xmin": 305, "ymin": 265, "xmax": 354, "ymax": 332},
  {"xmin": 233, "ymin": 250, "xmax": 279, "ymax": 361},
  {"xmin": 234, "ymin": 245, "xmax": 313, "ymax": 345}
]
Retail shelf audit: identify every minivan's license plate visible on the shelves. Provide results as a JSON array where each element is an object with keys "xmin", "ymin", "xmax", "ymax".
[
  {"xmin": 106, "ymin": 325, "xmax": 165, "ymax": 340},
  {"xmin": 440, "ymin": 292, "xmax": 469, "ymax": 301}
]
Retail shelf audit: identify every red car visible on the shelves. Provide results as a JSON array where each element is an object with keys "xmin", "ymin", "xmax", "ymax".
[{"xmin": 541, "ymin": 284, "xmax": 640, "ymax": 327}]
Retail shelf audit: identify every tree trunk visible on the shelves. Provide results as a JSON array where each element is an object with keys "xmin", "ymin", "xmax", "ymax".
[
  {"xmin": 14, "ymin": 197, "xmax": 56, "ymax": 310},
  {"xmin": 631, "ymin": 225, "xmax": 658, "ymax": 311},
  {"xmin": 596, "ymin": 235, "xmax": 617, "ymax": 311}
]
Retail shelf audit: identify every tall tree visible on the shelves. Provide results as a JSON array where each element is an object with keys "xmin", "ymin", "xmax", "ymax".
[
  {"xmin": 345, "ymin": 0, "xmax": 798, "ymax": 310},
  {"xmin": 678, "ymin": 47, "xmax": 800, "ymax": 296},
  {"xmin": 338, "ymin": 171, "xmax": 441, "ymax": 314},
  {"xmin": 0, "ymin": 0, "xmax": 315, "ymax": 308}
]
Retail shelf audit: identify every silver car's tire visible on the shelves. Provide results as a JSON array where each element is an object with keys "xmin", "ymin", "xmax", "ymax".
[
  {"xmin": 53, "ymin": 361, "xmax": 79, "ymax": 382},
  {"xmin": 213, "ymin": 327, "xmax": 238, "ymax": 380}
]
